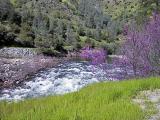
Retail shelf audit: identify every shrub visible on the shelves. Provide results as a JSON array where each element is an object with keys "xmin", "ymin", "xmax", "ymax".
[
  {"xmin": 119, "ymin": 12, "xmax": 160, "ymax": 76},
  {"xmin": 80, "ymin": 46, "xmax": 106, "ymax": 65}
]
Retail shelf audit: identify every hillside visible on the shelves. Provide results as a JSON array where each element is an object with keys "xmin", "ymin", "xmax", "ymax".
[{"xmin": 1, "ymin": 0, "xmax": 147, "ymax": 55}]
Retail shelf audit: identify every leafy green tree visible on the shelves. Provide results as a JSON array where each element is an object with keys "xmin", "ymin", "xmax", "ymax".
[
  {"xmin": 34, "ymin": 34, "xmax": 52, "ymax": 48},
  {"xmin": 32, "ymin": 10, "xmax": 49, "ymax": 36},
  {"xmin": 78, "ymin": 0, "xmax": 105, "ymax": 28},
  {"xmin": 0, "ymin": 0, "xmax": 14, "ymax": 20},
  {"xmin": 18, "ymin": 23, "xmax": 34, "ymax": 46}
]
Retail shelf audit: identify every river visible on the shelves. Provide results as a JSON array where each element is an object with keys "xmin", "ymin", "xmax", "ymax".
[{"xmin": 0, "ymin": 61, "xmax": 133, "ymax": 101}]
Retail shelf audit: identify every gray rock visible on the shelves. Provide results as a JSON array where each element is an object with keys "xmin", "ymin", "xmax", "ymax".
[{"xmin": 0, "ymin": 47, "xmax": 39, "ymax": 58}]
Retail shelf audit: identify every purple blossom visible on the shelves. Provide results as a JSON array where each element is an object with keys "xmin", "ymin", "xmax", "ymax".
[
  {"xmin": 80, "ymin": 46, "xmax": 106, "ymax": 65},
  {"xmin": 119, "ymin": 13, "xmax": 160, "ymax": 77}
]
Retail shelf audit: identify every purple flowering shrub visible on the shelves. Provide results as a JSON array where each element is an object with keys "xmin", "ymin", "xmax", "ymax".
[
  {"xmin": 119, "ymin": 13, "xmax": 160, "ymax": 76},
  {"xmin": 80, "ymin": 46, "xmax": 106, "ymax": 65},
  {"xmin": 80, "ymin": 13, "xmax": 160, "ymax": 78}
]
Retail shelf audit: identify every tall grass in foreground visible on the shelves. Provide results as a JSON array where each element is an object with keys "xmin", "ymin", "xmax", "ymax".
[{"xmin": 0, "ymin": 77, "xmax": 160, "ymax": 120}]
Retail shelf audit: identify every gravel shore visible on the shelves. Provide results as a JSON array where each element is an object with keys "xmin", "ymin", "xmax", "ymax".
[
  {"xmin": 0, "ymin": 56, "xmax": 68, "ymax": 89},
  {"xmin": 133, "ymin": 90, "xmax": 160, "ymax": 120}
]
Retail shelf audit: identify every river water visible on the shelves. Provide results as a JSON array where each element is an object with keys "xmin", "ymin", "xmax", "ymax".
[{"xmin": 0, "ymin": 61, "xmax": 133, "ymax": 101}]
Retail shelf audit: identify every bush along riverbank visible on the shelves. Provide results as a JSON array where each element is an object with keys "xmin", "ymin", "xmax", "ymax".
[{"xmin": 0, "ymin": 77, "xmax": 160, "ymax": 120}]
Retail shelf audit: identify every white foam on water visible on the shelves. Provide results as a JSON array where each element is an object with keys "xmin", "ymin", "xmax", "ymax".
[{"xmin": 0, "ymin": 61, "xmax": 128, "ymax": 101}]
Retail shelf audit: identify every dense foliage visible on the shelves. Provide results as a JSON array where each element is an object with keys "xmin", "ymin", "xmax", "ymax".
[
  {"xmin": 118, "ymin": 13, "xmax": 160, "ymax": 77},
  {"xmin": 80, "ymin": 46, "xmax": 106, "ymax": 65},
  {"xmin": 1, "ymin": 0, "xmax": 156, "ymax": 55},
  {"xmin": 80, "ymin": 12, "xmax": 160, "ymax": 77}
]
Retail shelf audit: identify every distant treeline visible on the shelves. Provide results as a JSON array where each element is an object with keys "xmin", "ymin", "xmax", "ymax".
[{"xmin": 0, "ymin": 0, "xmax": 159, "ymax": 55}]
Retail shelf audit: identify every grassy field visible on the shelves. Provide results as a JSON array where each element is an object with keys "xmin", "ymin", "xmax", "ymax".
[{"xmin": 0, "ymin": 77, "xmax": 160, "ymax": 120}]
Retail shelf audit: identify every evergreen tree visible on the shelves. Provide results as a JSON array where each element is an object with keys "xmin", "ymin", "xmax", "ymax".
[{"xmin": 0, "ymin": 0, "xmax": 14, "ymax": 21}]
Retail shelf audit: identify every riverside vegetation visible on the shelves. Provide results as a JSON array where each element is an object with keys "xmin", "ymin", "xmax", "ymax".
[
  {"xmin": 0, "ymin": 0, "xmax": 159, "ymax": 55},
  {"xmin": 0, "ymin": 0, "xmax": 160, "ymax": 120}
]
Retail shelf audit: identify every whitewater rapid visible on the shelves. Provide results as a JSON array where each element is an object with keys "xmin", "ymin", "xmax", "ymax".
[{"xmin": 0, "ymin": 61, "xmax": 130, "ymax": 101}]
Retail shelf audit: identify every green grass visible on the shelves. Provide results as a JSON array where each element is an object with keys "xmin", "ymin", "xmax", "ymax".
[{"xmin": 0, "ymin": 77, "xmax": 160, "ymax": 120}]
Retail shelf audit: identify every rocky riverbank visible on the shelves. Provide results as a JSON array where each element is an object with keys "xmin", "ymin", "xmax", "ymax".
[
  {"xmin": 0, "ymin": 47, "xmax": 39, "ymax": 58},
  {"xmin": 0, "ymin": 56, "xmax": 68, "ymax": 89},
  {"xmin": 133, "ymin": 90, "xmax": 160, "ymax": 120}
]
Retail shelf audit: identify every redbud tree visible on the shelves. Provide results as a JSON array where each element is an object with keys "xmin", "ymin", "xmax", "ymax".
[
  {"xmin": 80, "ymin": 13, "xmax": 160, "ymax": 78},
  {"xmin": 80, "ymin": 46, "xmax": 106, "ymax": 65},
  {"xmin": 119, "ymin": 12, "xmax": 160, "ymax": 76}
]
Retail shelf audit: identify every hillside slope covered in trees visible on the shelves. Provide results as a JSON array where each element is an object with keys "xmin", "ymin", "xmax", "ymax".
[{"xmin": 0, "ymin": 0, "xmax": 159, "ymax": 55}]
